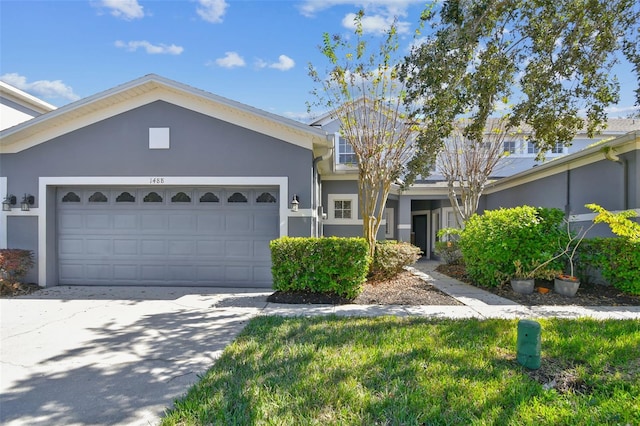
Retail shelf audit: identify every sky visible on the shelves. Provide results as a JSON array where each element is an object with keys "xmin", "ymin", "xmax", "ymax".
[{"xmin": 1, "ymin": 0, "xmax": 638, "ymax": 123}]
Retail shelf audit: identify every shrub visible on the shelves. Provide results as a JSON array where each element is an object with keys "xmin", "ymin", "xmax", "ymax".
[
  {"xmin": 578, "ymin": 238, "xmax": 640, "ymax": 295},
  {"xmin": 369, "ymin": 240, "xmax": 422, "ymax": 281},
  {"xmin": 434, "ymin": 228, "xmax": 463, "ymax": 265},
  {"xmin": 0, "ymin": 249, "xmax": 34, "ymax": 283},
  {"xmin": 459, "ymin": 206, "xmax": 567, "ymax": 287},
  {"xmin": 270, "ymin": 237, "xmax": 370, "ymax": 299}
]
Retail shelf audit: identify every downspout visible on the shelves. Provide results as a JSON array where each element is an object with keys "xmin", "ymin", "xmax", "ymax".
[
  {"xmin": 312, "ymin": 135, "xmax": 334, "ymax": 237},
  {"xmin": 623, "ymin": 157, "xmax": 629, "ymax": 210}
]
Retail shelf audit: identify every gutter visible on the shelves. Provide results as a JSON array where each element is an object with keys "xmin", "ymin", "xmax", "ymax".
[{"xmin": 312, "ymin": 133, "xmax": 334, "ymax": 237}]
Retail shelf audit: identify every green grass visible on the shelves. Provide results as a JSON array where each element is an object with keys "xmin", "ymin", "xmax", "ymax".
[{"xmin": 162, "ymin": 317, "xmax": 640, "ymax": 425}]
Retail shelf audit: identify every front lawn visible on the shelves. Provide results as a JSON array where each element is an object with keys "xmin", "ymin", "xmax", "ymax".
[{"xmin": 162, "ymin": 317, "xmax": 639, "ymax": 425}]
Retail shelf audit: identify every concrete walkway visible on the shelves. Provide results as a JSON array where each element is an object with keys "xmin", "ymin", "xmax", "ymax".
[{"xmin": 1, "ymin": 261, "xmax": 638, "ymax": 425}]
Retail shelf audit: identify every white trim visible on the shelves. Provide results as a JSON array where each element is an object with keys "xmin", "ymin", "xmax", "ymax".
[
  {"xmin": 37, "ymin": 176, "xmax": 289, "ymax": 287},
  {"xmin": 569, "ymin": 209, "xmax": 640, "ymax": 223},
  {"xmin": 0, "ymin": 177, "xmax": 6, "ymax": 248},
  {"xmin": 288, "ymin": 209, "xmax": 313, "ymax": 217},
  {"xmin": 397, "ymin": 224, "xmax": 411, "ymax": 230},
  {"xmin": 326, "ymin": 193, "xmax": 358, "ymax": 224}
]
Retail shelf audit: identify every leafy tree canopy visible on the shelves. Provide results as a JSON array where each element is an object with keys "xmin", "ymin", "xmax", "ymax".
[{"xmin": 401, "ymin": 0, "xmax": 639, "ymax": 179}]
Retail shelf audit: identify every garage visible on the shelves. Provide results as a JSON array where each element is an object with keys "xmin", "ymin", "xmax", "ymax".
[{"xmin": 57, "ymin": 186, "xmax": 279, "ymax": 287}]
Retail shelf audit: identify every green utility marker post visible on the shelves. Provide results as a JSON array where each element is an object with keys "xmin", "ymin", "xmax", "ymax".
[{"xmin": 516, "ymin": 319, "xmax": 541, "ymax": 370}]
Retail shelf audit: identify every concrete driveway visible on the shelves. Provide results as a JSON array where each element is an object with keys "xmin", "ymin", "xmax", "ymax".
[{"xmin": 0, "ymin": 286, "xmax": 271, "ymax": 426}]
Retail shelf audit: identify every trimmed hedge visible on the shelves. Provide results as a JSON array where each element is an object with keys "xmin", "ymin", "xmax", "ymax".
[
  {"xmin": 459, "ymin": 206, "xmax": 567, "ymax": 287},
  {"xmin": 270, "ymin": 237, "xmax": 370, "ymax": 299},
  {"xmin": 369, "ymin": 240, "xmax": 421, "ymax": 281},
  {"xmin": 578, "ymin": 238, "xmax": 640, "ymax": 295}
]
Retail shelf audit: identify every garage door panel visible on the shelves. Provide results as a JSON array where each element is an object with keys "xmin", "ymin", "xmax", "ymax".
[
  {"xmin": 197, "ymin": 215, "xmax": 224, "ymax": 233},
  {"xmin": 141, "ymin": 240, "xmax": 166, "ymax": 255},
  {"xmin": 225, "ymin": 214, "xmax": 253, "ymax": 233},
  {"xmin": 59, "ymin": 239, "xmax": 84, "ymax": 254},
  {"xmin": 254, "ymin": 240, "xmax": 272, "ymax": 258},
  {"xmin": 86, "ymin": 239, "xmax": 111, "ymax": 255},
  {"xmin": 58, "ymin": 186, "xmax": 278, "ymax": 287},
  {"xmin": 114, "ymin": 239, "xmax": 138, "ymax": 255},
  {"xmin": 114, "ymin": 214, "xmax": 137, "ymax": 229},
  {"xmin": 141, "ymin": 264, "xmax": 168, "ymax": 281},
  {"xmin": 196, "ymin": 240, "xmax": 224, "ymax": 256},
  {"xmin": 226, "ymin": 240, "xmax": 251, "ymax": 257},
  {"xmin": 167, "ymin": 265, "xmax": 196, "ymax": 281},
  {"xmin": 59, "ymin": 264, "xmax": 84, "ymax": 281},
  {"xmin": 86, "ymin": 264, "xmax": 111, "ymax": 280},
  {"xmin": 86, "ymin": 215, "xmax": 110, "ymax": 229},
  {"xmin": 255, "ymin": 214, "xmax": 279, "ymax": 233},
  {"xmin": 60, "ymin": 215, "xmax": 83, "ymax": 229},
  {"xmin": 168, "ymin": 240, "xmax": 195, "ymax": 256},
  {"xmin": 225, "ymin": 265, "xmax": 252, "ymax": 281},
  {"xmin": 141, "ymin": 214, "xmax": 168, "ymax": 230},
  {"xmin": 114, "ymin": 265, "xmax": 138, "ymax": 280}
]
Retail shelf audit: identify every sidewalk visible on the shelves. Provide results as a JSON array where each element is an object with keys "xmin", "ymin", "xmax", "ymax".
[{"xmin": 259, "ymin": 260, "xmax": 640, "ymax": 320}]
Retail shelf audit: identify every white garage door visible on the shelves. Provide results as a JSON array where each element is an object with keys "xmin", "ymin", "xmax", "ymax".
[{"xmin": 57, "ymin": 187, "xmax": 279, "ymax": 287}]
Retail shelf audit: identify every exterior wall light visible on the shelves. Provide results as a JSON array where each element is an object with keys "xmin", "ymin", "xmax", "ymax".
[
  {"xmin": 21, "ymin": 194, "xmax": 35, "ymax": 211},
  {"xmin": 290, "ymin": 194, "xmax": 299, "ymax": 212},
  {"xmin": 2, "ymin": 194, "xmax": 16, "ymax": 211}
]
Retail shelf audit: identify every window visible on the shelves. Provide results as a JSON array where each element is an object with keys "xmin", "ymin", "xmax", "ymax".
[
  {"xmin": 384, "ymin": 208, "xmax": 394, "ymax": 239},
  {"xmin": 88, "ymin": 191, "xmax": 108, "ymax": 202},
  {"xmin": 116, "ymin": 192, "xmax": 135, "ymax": 202},
  {"xmin": 551, "ymin": 142, "xmax": 564, "ymax": 154},
  {"xmin": 326, "ymin": 194, "xmax": 358, "ymax": 224},
  {"xmin": 228, "ymin": 192, "xmax": 247, "ymax": 203},
  {"xmin": 334, "ymin": 200, "xmax": 352, "ymax": 219},
  {"xmin": 503, "ymin": 140, "xmax": 516, "ymax": 154},
  {"xmin": 62, "ymin": 192, "xmax": 81, "ymax": 202},
  {"xmin": 171, "ymin": 192, "xmax": 191, "ymax": 202},
  {"xmin": 527, "ymin": 141, "xmax": 539, "ymax": 155},
  {"xmin": 337, "ymin": 136, "xmax": 356, "ymax": 165}
]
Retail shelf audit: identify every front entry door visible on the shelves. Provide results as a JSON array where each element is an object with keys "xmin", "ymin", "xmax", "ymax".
[{"xmin": 412, "ymin": 215, "xmax": 428, "ymax": 257}]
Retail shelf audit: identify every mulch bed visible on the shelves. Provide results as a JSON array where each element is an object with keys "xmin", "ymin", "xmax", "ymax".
[
  {"xmin": 436, "ymin": 264, "xmax": 640, "ymax": 306},
  {"xmin": 267, "ymin": 271, "xmax": 462, "ymax": 305},
  {"xmin": 0, "ymin": 280, "xmax": 41, "ymax": 298}
]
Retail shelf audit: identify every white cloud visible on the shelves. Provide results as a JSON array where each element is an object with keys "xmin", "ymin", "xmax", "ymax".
[
  {"xmin": 197, "ymin": 0, "xmax": 228, "ymax": 23},
  {"xmin": 255, "ymin": 55, "xmax": 296, "ymax": 71},
  {"xmin": 115, "ymin": 40, "xmax": 184, "ymax": 55},
  {"xmin": 341, "ymin": 12, "xmax": 410, "ymax": 35},
  {"xmin": 214, "ymin": 52, "xmax": 246, "ymax": 68},
  {"xmin": 269, "ymin": 55, "xmax": 295, "ymax": 71},
  {"xmin": 299, "ymin": 0, "xmax": 418, "ymax": 34},
  {"xmin": 0, "ymin": 73, "xmax": 80, "ymax": 102},
  {"xmin": 98, "ymin": 0, "xmax": 144, "ymax": 20}
]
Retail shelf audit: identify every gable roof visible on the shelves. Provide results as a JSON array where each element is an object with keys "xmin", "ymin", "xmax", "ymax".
[
  {"xmin": 0, "ymin": 74, "xmax": 332, "ymax": 154},
  {"xmin": 0, "ymin": 80, "xmax": 57, "ymax": 115}
]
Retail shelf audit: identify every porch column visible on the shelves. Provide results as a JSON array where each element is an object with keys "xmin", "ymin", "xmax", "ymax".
[{"xmin": 396, "ymin": 195, "xmax": 412, "ymax": 243}]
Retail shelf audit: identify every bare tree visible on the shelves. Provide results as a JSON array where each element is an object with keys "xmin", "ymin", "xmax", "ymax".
[
  {"xmin": 437, "ymin": 119, "xmax": 511, "ymax": 225},
  {"xmin": 308, "ymin": 11, "xmax": 424, "ymax": 256}
]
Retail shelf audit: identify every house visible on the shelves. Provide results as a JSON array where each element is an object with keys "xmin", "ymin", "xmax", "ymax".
[
  {"xmin": 1, "ymin": 74, "xmax": 638, "ymax": 287},
  {"xmin": 1, "ymin": 75, "xmax": 333, "ymax": 287}
]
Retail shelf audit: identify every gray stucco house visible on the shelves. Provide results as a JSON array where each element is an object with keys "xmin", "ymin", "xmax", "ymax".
[{"xmin": 2, "ymin": 74, "xmax": 639, "ymax": 287}]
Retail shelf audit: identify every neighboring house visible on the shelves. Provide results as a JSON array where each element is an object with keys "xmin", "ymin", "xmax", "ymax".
[
  {"xmin": 0, "ymin": 81, "xmax": 56, "ymax": 131},
  {"xmin": 1, "ymin": 74, "xmax": 638, "ymax": 287},
  {"xmin": 314, "ymin": 110, "xmax": 640, "ymax": 258}
]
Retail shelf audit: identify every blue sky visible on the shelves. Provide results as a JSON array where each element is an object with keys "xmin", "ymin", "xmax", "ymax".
[{"xmin": 1, "ymin": 0, "xmax": 638, "ymax": 122}]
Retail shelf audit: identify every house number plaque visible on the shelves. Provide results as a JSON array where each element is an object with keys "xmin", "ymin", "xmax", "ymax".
[{"xmin": 149, "ymin": 177, "xmax": 165, "ymax": 184}]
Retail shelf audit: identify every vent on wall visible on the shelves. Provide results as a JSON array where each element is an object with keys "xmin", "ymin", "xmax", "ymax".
[{"xmin": 149, "ymin": 128, "xmax": 170, "ymax": 149}]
